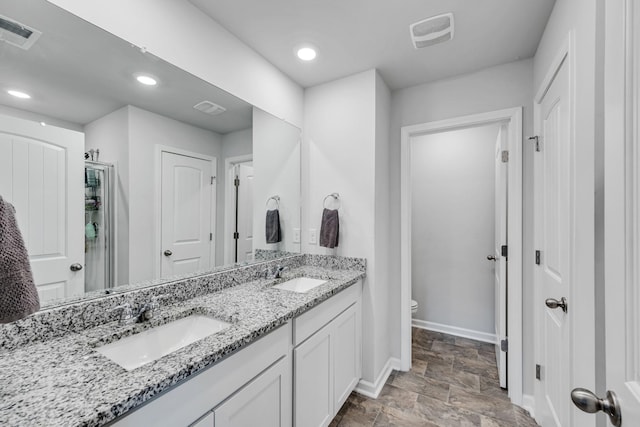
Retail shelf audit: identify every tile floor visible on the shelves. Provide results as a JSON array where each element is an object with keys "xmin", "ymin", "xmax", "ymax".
[{"xmin": 330, "ymin": 328, "xmax": 539, "ymax": 426}]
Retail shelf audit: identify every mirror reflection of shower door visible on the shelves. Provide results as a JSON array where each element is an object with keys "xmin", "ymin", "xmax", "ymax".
[
  {"xmin": 234, "ymin": 163, "xmax": 254, "ymax": 263},
  {"xmin": 84, "ymin": 162, "xmax": 114, "ymax": 292}
]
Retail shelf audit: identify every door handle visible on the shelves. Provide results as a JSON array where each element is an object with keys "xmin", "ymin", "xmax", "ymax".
[
  {"xmin": 70, "ymin": 263, "xmax": 83, "ymax": 271},
  {"xmin": 571, "ymin": 388, "xmax": 621, "ymax": 427},
  {"xmin": 545, "ymin": 297, "xmax": 568, "ymax": 313},
  {"xmin": 164, "ymin": 250, "xmax": 173, "ymax": 257},
  {"xmin": 487, "ymin": 255, "xmax": 497, "ymax": 261}
]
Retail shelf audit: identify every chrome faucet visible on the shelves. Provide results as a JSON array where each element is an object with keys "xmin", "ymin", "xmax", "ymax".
[
  {"xmin": 261, "ymin": 265, "xmax": 287, "ymax": 279},
  {"xmin": 110, "ymin": 295, "xmax": 169, "ymax": 325}
]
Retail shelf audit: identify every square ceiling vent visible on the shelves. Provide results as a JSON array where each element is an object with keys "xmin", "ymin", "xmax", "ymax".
[
  {"xmin": 410, "ymin": 13, "xmax": 454, "ymax": 49},
  {"xmin": 0, "ymin": 14, "xmax": 42, "ymax": 50},
  {"xmin": 193, "ymin": 100, "xmax": 226, "ymax": 116}
]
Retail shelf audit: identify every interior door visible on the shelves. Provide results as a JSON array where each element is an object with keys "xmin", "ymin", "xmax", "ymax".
[
  {"xmin": 0, "ymin": 114, "xmax": 84, "ymax": 303},
  {"xmin": 493, "ymin": 125, "xmax": 508, "ymax": 389},
  {"xmin": 235, "ymin": 163, "xmax": 254, "ymax": 263},
  {"xmin": 160, "ymin": 151, "xmax": 214, "ymax": 277},
  {"xmin": 534, "ymin": 54, "xmax": 572, "ymax": 426}
]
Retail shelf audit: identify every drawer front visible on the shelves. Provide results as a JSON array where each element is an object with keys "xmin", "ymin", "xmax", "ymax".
[{"xmin": 293, "ymin": 280, "xmax": 361, "ymax": 346}]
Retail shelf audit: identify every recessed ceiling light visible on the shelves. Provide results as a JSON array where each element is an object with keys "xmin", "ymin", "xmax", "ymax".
[
  {"xmin": 135, "ymin": 74, "xmax": 158, "ymax": 86},
  {"xmin": 296, "ymin": 47, "xmax": 317, "ymax": 61},
  {"xmin": 7, "ymin": 89, "xmax": 31, "ymax": 99}
]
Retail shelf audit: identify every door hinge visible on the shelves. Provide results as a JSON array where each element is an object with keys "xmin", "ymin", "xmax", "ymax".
[
  {"xmin": 535, "ymin": 250, "xmax": 541, "ymax": 265},
  {"xmin": 211, "ymin": 176, "xmax": 215, "ymax": 185},
  {"xmin": 501, "ymin": 245, "xmax": 508, "ymax": 257},
  {"xmin": 210, "ymin": 233, "xmax": 213, "ymax": 241},
  {"xmin": 500, "ymin": 338, "xmax": 508, "ymax": 352},
  {"xmin": 233, "ymin": 232, "xmax": 239, "ymax": 240},
  {"xmin": 234, "ymin": 176, "xmax": 240, "ymax": 187},
  {"xmin": 529, "ymin": 136, "xmax": 541, "ymax": 152},
  {"xmin": 501, "ymin": 150, "xmax": 509, "ymax": 163},
  {"xmin": 536, "ymin": 364, "xmax": 541, "ymax": 380}
]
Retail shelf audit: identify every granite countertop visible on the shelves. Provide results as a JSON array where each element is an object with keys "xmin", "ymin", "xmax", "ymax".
[{"xmin": 0, "ymin": 265, "xmax": 365, "ymax": 427}]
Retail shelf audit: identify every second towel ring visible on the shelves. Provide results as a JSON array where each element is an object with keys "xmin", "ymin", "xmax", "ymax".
[
  {"xmin": 266, "ymin": 195, "xmax": 280, "ymax": 209},
  {"xmin": 323, "ymin": 193, "xmax": 340, "ymax": 209}
]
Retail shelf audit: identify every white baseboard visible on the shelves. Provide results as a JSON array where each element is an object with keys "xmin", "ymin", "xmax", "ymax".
[
  {"xmin": 521, "ymin": 394, "xmax": 535, "ymax": 418},
  {"xmin": 354, "ymin": 357, "xmax": 402, "ymax": 399},
  {"xmin": 412, "ymin": 319, "xmax": 497, "ymax": 344}
]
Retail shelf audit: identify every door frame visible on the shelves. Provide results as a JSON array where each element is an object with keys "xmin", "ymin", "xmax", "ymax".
[
  {"xmin": 223, "ymin": 154, "xmax": 253, "ymax": 265},
  {"xmin": 400, "ymin": 107, "xmax": 523, "ymax": 404},
  {"xmin": 154, "ymin": 145, "xmax": 217, "ymax": 279}
]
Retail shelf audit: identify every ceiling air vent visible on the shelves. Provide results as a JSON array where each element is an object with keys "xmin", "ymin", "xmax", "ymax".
[
  {"xmin": 193, "ymin": 100, "xmax": 226, "ymax": 116},
  {"xmin": 0, "ymin": 15, "xmax": 42, "ymax": 50},
  {"xmin": 410, "ymin": 13, "xmax": 454, "ymax": 49}
]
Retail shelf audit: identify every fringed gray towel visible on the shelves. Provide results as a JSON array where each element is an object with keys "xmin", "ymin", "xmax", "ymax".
[
  {"xmin": 320, "ymin": 208, "xmax": 339, "ymax": 248},
  {"xmin": 0, "ymin": 196, "xmax": 40, "ymax": 323},
  {"xmin": 265, "ymin": 209, "xmax": 282, "ymax": 244}
]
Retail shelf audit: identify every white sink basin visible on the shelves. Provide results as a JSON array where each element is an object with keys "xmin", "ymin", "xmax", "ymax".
[
  {"xmin": 272, "ymin": 277, "xmax": 328, "ymax": 293},
  {"xmin": 96, "ymin": 315, "xmax": 231, "ymax": 371}
]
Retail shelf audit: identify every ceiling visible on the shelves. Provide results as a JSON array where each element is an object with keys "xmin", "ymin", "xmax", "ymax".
[
  {"xmin": 190, "ymin": 0, "xmax": 556, "ymax": 90},
  {"xmin": 0, "ymin": 0, "xmax": 252, "ymax": 133}
]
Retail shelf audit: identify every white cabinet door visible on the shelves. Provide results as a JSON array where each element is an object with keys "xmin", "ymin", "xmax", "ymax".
[
  {"xmin": 332, "ymin": 303, "xmax": 361, "ymax": 411},
  {"xmin": 294, "ymin": 327, "xmax": 333, "ymax": 427},
  {"xmin": 215, "ymin": 356, "xmax": 291, "ymax": 427},
  {"xmin": 191, "ymin": 412, "xmax": 214, "ymax": 427}
]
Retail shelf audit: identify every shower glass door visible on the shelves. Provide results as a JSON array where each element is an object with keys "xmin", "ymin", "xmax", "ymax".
[{"xmin": 84, "ymin": 162, "xmax": 114, "ymax": 292}]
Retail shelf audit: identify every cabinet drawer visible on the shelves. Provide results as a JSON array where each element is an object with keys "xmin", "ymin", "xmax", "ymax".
[{"xmin": 293, "ymin": 281, "xmax": 361, "ymax": 346}]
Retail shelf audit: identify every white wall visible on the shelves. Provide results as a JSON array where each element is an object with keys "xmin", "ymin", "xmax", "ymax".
[
  {"xmin": 411, "ymin": 125, "xmax": 499, "ymax": 334},
  {"xmin": 0, "ymin": 105, "xmax": 83, "ymax": 132},
  {"xmin": 303, "ymin": 69, "xmax": 392, "ymax": 386},
  {"xmin": 533, "ymin": 0, "xmax": 599, "ymax": 415},
  {"xmin": 253, "ymin": 108, "xmax": 301, "ymax": 254},
  {"xmin": 47, "ymin": 0, "xmax": 304, "ymax": 128},
  {"xmin": 127, "ymin": 106, "xmax": 223, "ymax": 283},
  {"xmin": 85, "ymin": 107, "xmax": 130, "ymax": 285},
  {"xmin": 389, "ymin": 58, "xmax": 534, "ymax": 392}
]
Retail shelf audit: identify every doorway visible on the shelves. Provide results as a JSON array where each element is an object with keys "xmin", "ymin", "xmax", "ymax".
[
  {"xmin": 224, "ymin": 155, "xmax": 254, "ymax": 264},
  {"xmin": 400, "ymin": 107, "xmax": 523, "ymax": 404}
]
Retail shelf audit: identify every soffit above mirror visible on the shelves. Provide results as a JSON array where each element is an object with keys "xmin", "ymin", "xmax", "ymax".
[{"xmin": 0, "ymin": 0, "xmax": 252, "ymax": 133}]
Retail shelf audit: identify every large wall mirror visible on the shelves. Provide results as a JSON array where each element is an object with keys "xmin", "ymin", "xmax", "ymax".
[{"xmin": 0, "ymin": 0, "xmax": 301, "ymax": 308}]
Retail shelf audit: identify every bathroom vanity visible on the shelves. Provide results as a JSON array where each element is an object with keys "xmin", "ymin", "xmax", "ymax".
[{"xmin": 0, "ymin": 255, "xmax": 364, "ymax": 427}]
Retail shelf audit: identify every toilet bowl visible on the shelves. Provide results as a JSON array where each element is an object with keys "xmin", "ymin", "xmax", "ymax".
[{"xmin": 411, "ymin": 299, "xmax": 418, "ymax": 316}]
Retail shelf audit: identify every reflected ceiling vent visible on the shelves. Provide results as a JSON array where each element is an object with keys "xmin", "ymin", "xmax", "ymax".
[
  {"xmin": 0, "ymin": 15, "xmax": 42, "ymax": 50},
  {"xmin": 410, "ymin": 13, "xmax": 454, "ymax": 49},
  {"xmin": 193, "ymin": 100, "xmax": 226, "ymax": 116}
]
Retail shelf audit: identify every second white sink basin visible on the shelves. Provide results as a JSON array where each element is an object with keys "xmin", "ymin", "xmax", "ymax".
[
  {"xmin": 96, "ymin": 315, "xmax": 231, "ymax": 371},
  {"xmin": 272, "ymin": 277, "xmax": 328, "ymax": 293}
]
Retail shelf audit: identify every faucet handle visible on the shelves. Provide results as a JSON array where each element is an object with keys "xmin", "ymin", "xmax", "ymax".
[{"xmin": 110, "ymin": 303, "xmax": 133, "ymax": 324}]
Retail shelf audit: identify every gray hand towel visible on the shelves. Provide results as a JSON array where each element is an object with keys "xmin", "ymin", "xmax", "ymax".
[
  {"xmin": 320, "ymin": 208, "xmax": 339, "ymax": 248},
  {"xmin": 265, "ymin": 209, "xmax": 282, "ymax": 244},
  {"xmin": 0, "ymin": 196, "xmax": 40, "ymax": 323}
]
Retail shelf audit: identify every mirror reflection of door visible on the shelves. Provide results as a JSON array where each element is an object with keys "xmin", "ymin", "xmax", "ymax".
[
  {"xmin": 0, "ymin": 114, "xmax": 84, "ymax": 303},
  {"xmin": 233, "ymin": 162, "xmax": 254, "ymax": 263},
  {"xmin": 160, "ymin": 150, "xmax": 215, "ymax": 277}
]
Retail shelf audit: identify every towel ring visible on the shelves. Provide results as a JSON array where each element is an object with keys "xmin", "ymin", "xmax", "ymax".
[
  {"xmin": 266, "ymin": 195, "xmax": 280, "ymax": 209},
  {"xmin": 323, "ymin": 193, "xmax": 340, "ymax": 209}
]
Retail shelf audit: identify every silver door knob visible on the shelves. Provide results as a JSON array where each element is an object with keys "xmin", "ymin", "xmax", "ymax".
[
  {"xmin": 571, "ymin": 388, "xmax": 621, "ymax": 427},
  {"xmin": 487, "ymin": 255, "xmax": 497, "ymax": 261},
  {"xmin": 164, "ymin": 250, "xmax": 172, "ymax": 256},
  {"xmin": 70, "ymin": 263, "xmax": 83, "ymax": 271},
  {"xmin": 545, "ymin": 297, "xmax": 568, "ymax": 313}
]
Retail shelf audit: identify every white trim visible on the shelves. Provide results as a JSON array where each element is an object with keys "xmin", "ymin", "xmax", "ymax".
[
  {"xmin": 154, "ymin": 145, "xmax": 217, "ymax": 279},
  {"xmin": 223, "ymin": 154, "xmax": 253, "ymax": 265},
  {"xmin": 354, "ymin": 357, "xmax": 402, "ymax": 399},
  {"xmin": 400, "ymin": 106, "xmax": 524, "ymax": 405},
  {"xmin": 521, "ymin": 394, "xmax": 536, "ymax": 418},
  {"xmin": 412, "ymin": 319, "xmax": 497, "ymax": 344}
]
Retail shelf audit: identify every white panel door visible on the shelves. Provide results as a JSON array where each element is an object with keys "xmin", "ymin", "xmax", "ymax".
[
  {"xmin": 236, "ymin": 163, "xmax": 254, "ymax": 263},
  {"xmin": 0, "ymin": 114, "xmax": 84, "ymax": 302},
  {"xmin": 333, "ymin": 303, "xmax": 361, "ymax": 411},
  {"xmin": 160, "ymin": 152, "xmax": 213, "ymax": 277},
  {"xmin": 493, "ymin": 126, "xmax": 508, "ymax": 389},
  {"xmin": 534, "ymin": 55, "xmax": 572, "ymax": 427}
]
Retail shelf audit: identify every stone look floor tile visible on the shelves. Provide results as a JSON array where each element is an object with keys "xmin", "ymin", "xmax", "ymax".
[{"xmin": 331, "ymin": 328, "xmax": 539, "ymax": 427}]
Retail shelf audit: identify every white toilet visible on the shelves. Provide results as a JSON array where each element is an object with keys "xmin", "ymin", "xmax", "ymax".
[{"xmin": 411, "ymin": 299, "xmax": 418, "ymax": 316}]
